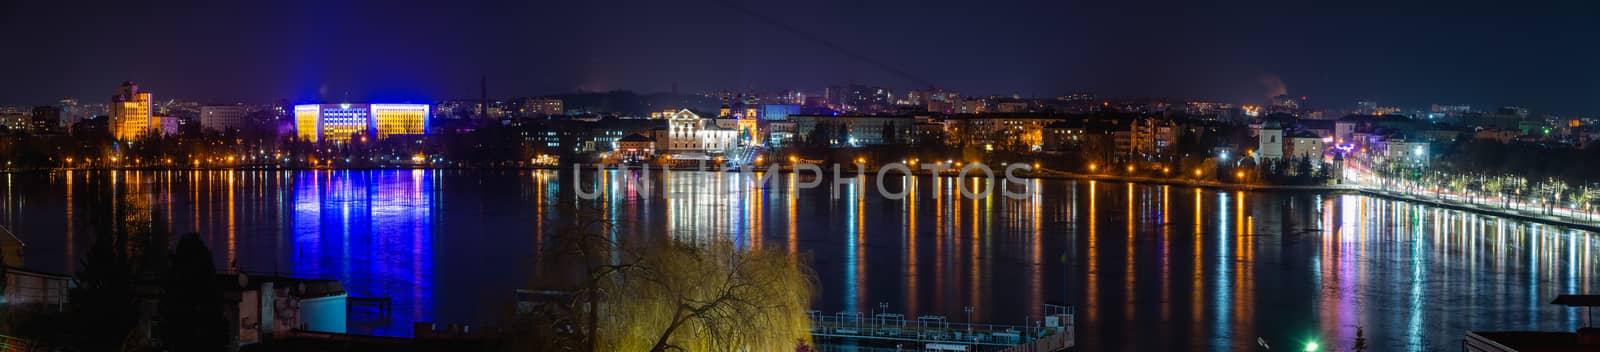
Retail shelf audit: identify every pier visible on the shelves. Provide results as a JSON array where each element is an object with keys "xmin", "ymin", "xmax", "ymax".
[{"xmin": 810, "ymin": 304, "xmax": 1074, "ymax": 351}]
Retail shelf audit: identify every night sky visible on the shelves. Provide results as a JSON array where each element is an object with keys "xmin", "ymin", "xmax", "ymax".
[{"xmin": 2, "ymin": 0, "xmax": 1596, "ymax": 113}]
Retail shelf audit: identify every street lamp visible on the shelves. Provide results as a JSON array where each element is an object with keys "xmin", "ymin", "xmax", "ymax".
[{"xmin": 963, "ymin": 306, "xmax": 974, "ymax": 333}]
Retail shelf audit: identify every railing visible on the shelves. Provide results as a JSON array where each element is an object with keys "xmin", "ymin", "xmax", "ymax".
[
  {"xmin": 809, "ymin": 306, "xmax": 1074, "ymax": 351},
  {"xmin": 0, "ymin": 334, "xmax": 30, "ymax": 352}
]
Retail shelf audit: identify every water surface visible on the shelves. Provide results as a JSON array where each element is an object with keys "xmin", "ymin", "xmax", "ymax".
[{"xmin": 0, "ymin": 170, "xmax": 1593, "ymax": 350}]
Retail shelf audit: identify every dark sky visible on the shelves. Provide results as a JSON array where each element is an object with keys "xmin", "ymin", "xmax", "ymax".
[{"xmin": 2, "ymin": 0, "xmax": 1597, "ymax": 114}]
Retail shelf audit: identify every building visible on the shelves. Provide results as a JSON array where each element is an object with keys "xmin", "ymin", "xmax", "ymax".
[
  {"xmin": 826, "ymin": 85, "xmax": 892, "ymax": 113},
  {"xmin": 522, "ymin": 98, "xmax": 563, "ymax": 117},
  {"xmin": 994, "ymin": 101, "xmax": 1029, "ymax": 113},
  {"xmin": 30, "ymin": 106, "xmax": 60, "ymax": 133},
  {"xmin": 1110, "ymin": 118, "xmax": 1176, "ymax": 160},
  {"xmin": 1286, "ymin": 130, "xmax": 1324, "ymax": 160},
  {"xmin": 199, "ymin": 105, "xmax": 250, "ymax": 132},
  {"xmin": 1474, "ymin": 127, "xmax": 1519, "ymax": 144},
  {"xmin": 1041, "ymin": 120, "xmax": 1086, "ymax": 152},
  {"xmin": 1257, "ymin": 120, "xmax": 1285, "ymax": 161},
  {"xmin": 3, "ymin": 265, "xmax": 72, "ymax": 320},
  {"xmin": 956, "ymin": 99, "xmax": 986, "ymax": 114},
  {"xmin": 155, "ymin": 115, "xmax": 180, "ymax": 136},
  {"xmin": 125, "ymin": 273, "xmax": 348, "ymax": 351},
  {"xmin": 110, "ymin": 81, "xmax": 154, "ymax": 140},
  {"xmin": 370, "ymin": 104, "xmax": 429, "ymax": 139},
  {"xmin": 761, "ymin": 104, "xmax": 800, "ymax": 121},
  {"xmin": 767, "ymin": 121, "xmax": 797, "ymax": 147},
  {"xmin": 57, "ymin": 98, "xmax": 82, "ymax": 127},
  {"xmin": 0, "ymin": 113, "xmax": 29, "ymax": 132},
  {"xmin": 616, "ymin": 133, "xmax": 656, "ymax": 161},
  {"xmin": 517, "ymin": 117, "xmax": 668, "ymax": 157},
  {"xmin": 790, "ymin": 114, "xmax": 916, "ymax": 147},
  {"xmin": 1463, "ymin": 295, "xmax": 1599, "ymax": 352},
  {"xmin": 906, "ymin": 88, "xmax": 959, "ymax": 108},
  {"xmin": 942, "ymin": 114, "xmax": 1061, "ymax": 150},
  {"xmin": 294, "ymin": 103, "xmax": 430, "ymax": 143},
  {"xmin": 666, "ymin": 109, "xmax": 740, "ymax": 155},
  {"xmin": 1384, "ymin": 140, "xmax": 1430, "ymax": 168}
]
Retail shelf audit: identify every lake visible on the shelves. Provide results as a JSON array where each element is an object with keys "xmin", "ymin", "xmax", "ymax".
[{"xmin": 0, "ymin": 169, "xmax": 1593, "ymax": 351}]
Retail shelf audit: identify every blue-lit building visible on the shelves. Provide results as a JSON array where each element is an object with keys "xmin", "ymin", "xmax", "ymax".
[
  {"xmin": 295, "ymin": 103, "xmax": 430, "ymax": 143},
  {"xmin": 762, "ymin": 104, "xmax": 800, "ymax": 121}
]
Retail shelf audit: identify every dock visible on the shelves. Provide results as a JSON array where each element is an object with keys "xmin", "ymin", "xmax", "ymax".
[{"xmin": 810, "ymin": 304, "xmax": 1074, "ymax": 351}]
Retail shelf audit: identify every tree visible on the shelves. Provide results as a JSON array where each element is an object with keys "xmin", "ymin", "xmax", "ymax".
[
  {"xmin": 159, "ymin": 233, "xmax": 228, "ymax": 352},
  {"xmin": 603, "ymin": 240, "xmax": 814, "ymax": 352},
  {"xmin": 880, "ymin": 122, "xmax": 896, "ymax": 145},
  {"xmin": 526, "ymin": 204, "xmax": 817, "ymax": 352},
  {"xmin": 1483, "ymin": 176, "xmax": 1505, "ymax": 207},
  {"xmin": 1353, "ymin": 326, "xmax": 1368, "ymax": 352},
  {"xmin": 68, "ymin": 186, "xmax": 144, "ymax": 352}
]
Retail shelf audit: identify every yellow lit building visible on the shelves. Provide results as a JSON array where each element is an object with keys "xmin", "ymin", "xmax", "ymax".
[
  {"xmin": 295, "ymin": 105, "xmax": 321, "ymax": 142},
  {"xmin": 370, "ymin": 104, "xmax": 429, "ymax": 139},
  {"xmin": 109, "ymin": 81, "xmax": 153, "ymax": 141},
  {"xmin": 294, "ymin": 103, "xmax": 430, "ymax": 143}
]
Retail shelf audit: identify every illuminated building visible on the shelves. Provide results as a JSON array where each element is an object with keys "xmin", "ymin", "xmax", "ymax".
[
  {"xmin": 825, "ymin": 85, "xmax": 892, "ymax": 113},
  {"xmin": 790, "ymin": 114, "xmax": 916, "ymax": 147},
  {"xmin": 941, "ymin": 114, "xmax": 1059, "ymax": 148},
  {"xmin": 1271, "ymin": 94, "xmax": 1301, "ymax": 110},
  {"xmin": 1286, "ymin": 130, "xmax": 1324, "ymax": 160},
  {"xmin": 761, "ymin": 104, "xmax": 800, "ymax": 121},
  {"xmin": 1256, "ymin": 120, "xmax": 1284, "ymax": 161},
  {"xmin": 666, "ymin": 109, "xmax": 739, "ymax": 155},
  {"xmin": 956, "ymin": 99, "xmax": 986, "ymax": 114},
  {"xmin": 57, "ymin": 99, "xmax": 81, "ymax": 127},
  {"xmin": 616, "ymin": 133, "xmax": 655, "ymax": 160},
  {"xmin": 154, "ymin": 115, "xmax": 180, "ymax": 136},
  {"xmin": 370, "ymin": 104, "xmax": 429, "ymax": 139},
  {"xmin": 293, "ymin": 103, "xmax": 430, "ymax": 143},
  {"xmin": 0, "ymin": 113, "xmax": 27, "ymax": 132},
  {"xmin": 109, "ymin": 81, "xmax": 154, "ymax": 140},
  {"xmin": 521, "ymin": 98, "xmax": 562, "ymax": 116},
  {"xmin": 30, "ymin": 106, "xmax": 60, "ymax": 133},
  {"xmin": 1384, "ymin": 140, "xmax": 1430, "ymax": 167}
]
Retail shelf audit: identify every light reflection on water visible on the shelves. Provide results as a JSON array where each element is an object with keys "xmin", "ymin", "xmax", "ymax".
[{"xmin": 0, "ymin": 170, "xmax": 1594, "ymax": 349}]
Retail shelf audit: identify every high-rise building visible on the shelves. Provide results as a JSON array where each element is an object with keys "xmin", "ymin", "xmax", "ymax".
[
  {"xmin": 1272, "ymin": 94, "xmax": 1301, "ymax": 110},
  {"xmin": 199, "ymin": 105, "xmax": 250, "ymax": 132},
  {"xmin": 109, "ymin": 81, "xmax": 154, "ymax": 140},
  {"xmin": 826, "ymin": 85, "xmax": 892, "ymax": 113},
  {"xmin": 294, "ymin": 103, "xmax": 429, "ymax": 143},
  {"xmin": 1355, "ymin": 100, "xmax": 1377, "ymax": 113},
  {"xmin": 57, "ymin": 99, "xmax": 81, "ymax": 127},
  {"xmin": 30, "ymin": 106, "xmax": 60, "ymax": 133},
  {"xmin": 0, "ymin": 113, "xmax": 28, "ymax": 132}
]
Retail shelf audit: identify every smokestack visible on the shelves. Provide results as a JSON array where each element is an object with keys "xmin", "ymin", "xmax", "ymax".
[{"xmin": 480, "ymin": 75, "xmax": 488, "ymax": 119}]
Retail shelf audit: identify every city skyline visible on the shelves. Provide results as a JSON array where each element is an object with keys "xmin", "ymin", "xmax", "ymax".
[{"xmin": 2, "ymin": 0, "xmax": 1598, "ymax": 114}]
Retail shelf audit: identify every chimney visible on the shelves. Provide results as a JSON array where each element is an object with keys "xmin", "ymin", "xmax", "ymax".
[{"xmin": 480, "ymin": 75, "xmax": 488, "ymax": 119}]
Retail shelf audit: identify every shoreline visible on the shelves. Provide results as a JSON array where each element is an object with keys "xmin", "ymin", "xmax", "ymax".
[
  {"xmin": 1356, "ymin": 188, "xmax": 1600, "ymax": 232},
  {"xmin": 17, "ymin": 165, "xmax": 1596, "ymax": 231}
]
